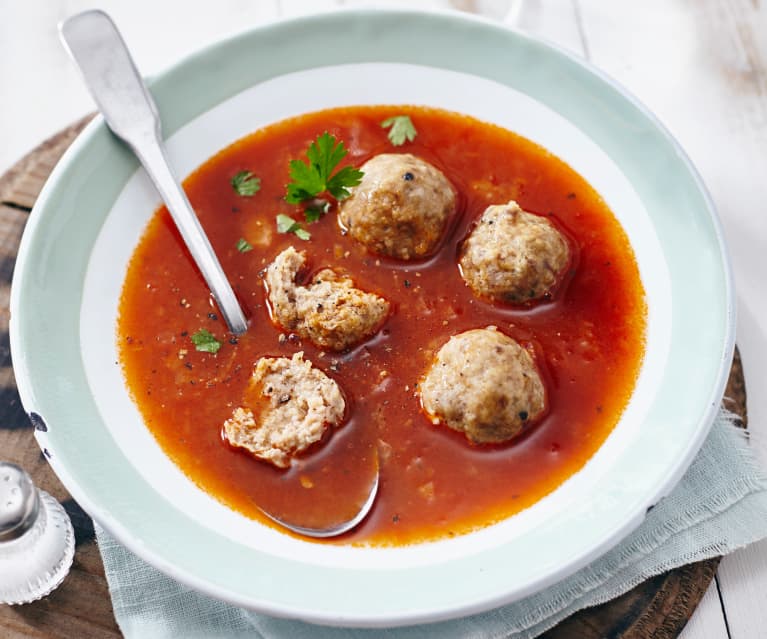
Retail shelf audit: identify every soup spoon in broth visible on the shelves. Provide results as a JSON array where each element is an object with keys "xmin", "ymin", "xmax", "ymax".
[{"xmin": 60, "ymin": 10, "xmax": 379, "ymax": 538}]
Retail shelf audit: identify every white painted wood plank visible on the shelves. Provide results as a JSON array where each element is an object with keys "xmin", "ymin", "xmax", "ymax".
[
  {"xmin": 451, "ymin": 0, "xmax": 517, "ymax": 21},
  {"xmin": 578, "ymin": 0, "xmax": 767, "ymax": 467},
  {"xmin": 276, "ymin": 0, "xmax": 342, "ymax": 17},
  {"xmin": 511, "ymin": 0, "xmax": 585, "ymax": 55},
  {"xmin": 278, "ymin": 0, "xmax": 513, "ymax": 16},
  {"xmin": 575, "ymin": 0, "xmax": 767, "ymax": 464},
  {"xmin": 338, "ymin": 0, "xmax": 516, "ymax": 16},
  {"xmin": 578, "ymin": 1, "xmax": 767, "ymax": 637},
  {"xmin": 679, "ymin": 579, "xmax": 729, "ymax": 639},
  {"xmin": 719, "ymin": 540, "xmax": 767, "ymax": 639},
  {"xmin": 0, "ymin": 0, "xmax": 281, "ymax": 174}
]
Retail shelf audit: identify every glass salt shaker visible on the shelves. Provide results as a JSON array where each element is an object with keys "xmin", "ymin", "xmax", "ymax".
[{"xmin": 0, "ymin": 461, "xmax": 75, "ymax": 604}]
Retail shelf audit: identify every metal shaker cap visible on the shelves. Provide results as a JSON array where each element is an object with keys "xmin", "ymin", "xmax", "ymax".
[{"xmin": 0, "ymin": 462, "xmax": 40, "ymax": 542}]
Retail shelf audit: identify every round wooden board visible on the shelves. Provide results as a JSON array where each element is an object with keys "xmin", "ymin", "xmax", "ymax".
[{"xmin": 0, "ymin": 120, "xmax": 747, "ymax": 638}]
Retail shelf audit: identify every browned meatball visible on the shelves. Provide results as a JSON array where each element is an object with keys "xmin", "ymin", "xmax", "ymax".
[
  {"xmin": 265, "ymin": 246, "xmax": 390, "ymax": 351},
  {"xmin": 420, "ymin": 327, "xmax": 546, "ymax": 444},
  {"xmin": 459, "ymin": 200, "xmax": 571, "ymax": 303},
  {"xmin": 338, "ymin": 154, "xmax": 456, "ymax": 260}
]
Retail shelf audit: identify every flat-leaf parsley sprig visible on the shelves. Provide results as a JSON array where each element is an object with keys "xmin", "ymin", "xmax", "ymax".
[
  {"xmin": 230, "ymin": 170, "xmax": 261, "ymax": 196},
  {"xmin": 381, "ymin": 115, "xmax": 417, "ymax": 146},
  {"xmin": 285, "ymin": 132, "xmax": 364, "ymax": 204},
  {"xmin": 276, "ymin": 214, "xmax": 311, "ymax": 241},
  {"xmin": 191, "ymin": 328, "xmax": 222, "ymax": 354},
  {"xmin": 236, "ymin": 237, "xmax": 253, "ymax": 253}
]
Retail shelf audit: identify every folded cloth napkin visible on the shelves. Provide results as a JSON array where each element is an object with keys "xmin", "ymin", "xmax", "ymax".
[{"xmin": 96, "ymin": 410, "xmax": 767, "ymax": 638}]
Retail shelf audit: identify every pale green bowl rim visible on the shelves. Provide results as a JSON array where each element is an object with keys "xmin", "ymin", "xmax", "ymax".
[{"xmin": 10, "ymin": 8, "xmax": 734, "ymax": 627}]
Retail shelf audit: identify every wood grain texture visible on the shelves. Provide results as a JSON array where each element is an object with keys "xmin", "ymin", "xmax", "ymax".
[
  {"xmin": 542, "ymin": 560, "xmax": 720, "ymax": 639},
  {"xmin": 0, "ymin": 116, "xmax": 94, "ymax": 210},
  {"xmin": 0, "ymin": 119, "xmax": 120, "ymax": 639},
  {"xmin": 0, "ymin": 118, "xmax": 745, "ymax": 639}
]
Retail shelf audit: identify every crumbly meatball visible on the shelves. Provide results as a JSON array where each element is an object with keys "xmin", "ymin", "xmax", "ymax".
[
  {"xmin": 265, "ymin": 246, "xmax": 389, "ymax": 351},
  {"xmin": 338, "ymin": 153, "xmax": 456, "ymax": 260},
  {"xmin": 459, "ymin": 200, "xmax": 571, "ymax": 303},
  {"xmin": 223, "ymin": 352, "xmax": 345, "ymax": 468},
  {"xmin": 420, "ymin": 327, "xmax": 546, "ymax": 444}
]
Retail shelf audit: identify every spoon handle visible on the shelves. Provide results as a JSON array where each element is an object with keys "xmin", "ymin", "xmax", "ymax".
[{"xmin": 59, "ymin": 10, "xmax": 248, "ymax": 335}]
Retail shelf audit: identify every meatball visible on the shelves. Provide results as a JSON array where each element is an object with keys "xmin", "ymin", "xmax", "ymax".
[
  {"xmin": 223, "ymin": 352, "xmax": 345, "ymax": 468},
  {"xmin": 420, "ymin": 327, "xmax": 546, "ymax": 444},
  {"xmin": 265, "ymin": 246, "xmax": 390, "ymax": 351},
  {"xmin": 338, "ymin": 153, "xmax": 456, "ymax": 260},
  {"xmin": 459, "ymin": 200, "xmax": 571, "ymax": 303}
]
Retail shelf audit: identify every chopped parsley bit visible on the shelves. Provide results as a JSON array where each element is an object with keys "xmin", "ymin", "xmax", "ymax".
[
  {"xmin": 285, "ymin": 132, "xmax": 364, "ymax": 203},
  {"xmin": 191, "ymin": 328, "xmax": 222, "ymax": 354},
  {"xmin": 304, "ymin": 199, "xmax": 331, "ymax": 223},
  {"xmin": 236, "ymin": 237, "xmax": 253, "ymax": 253},
  {"xmin": 276, "ymin": 213, "xmax": 311, "ymax": 241},
  {"xmin": 230, "ymin": 170, "xmax": 261, "ymax": 196},
  {"xmin": 381, "ymin": 115, "xmax": 417, "ymax": 146}
]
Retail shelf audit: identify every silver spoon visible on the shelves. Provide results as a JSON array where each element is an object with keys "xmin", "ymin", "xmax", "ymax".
[
  {"xmin": 60, "ymin": 10, "xmax": 378, "ymax": 537},
  {"xmin": 59, "ymin": 10, "xmax": 248, "ymax": 335}
]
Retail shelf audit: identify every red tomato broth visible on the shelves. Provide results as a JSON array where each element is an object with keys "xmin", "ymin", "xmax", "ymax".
[{"xmin": 118, "ymin": 105, "xmax": 646, "ymax": 545}]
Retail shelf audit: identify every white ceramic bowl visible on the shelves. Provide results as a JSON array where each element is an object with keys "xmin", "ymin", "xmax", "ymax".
[{"xmin": 10, "ymin": 9, "xmax": 734, "ymax": 627}]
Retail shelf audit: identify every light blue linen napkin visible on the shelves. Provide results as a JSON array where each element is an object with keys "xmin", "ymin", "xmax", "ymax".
[{"xmin": 95, "ymin": 410, "xmax": 767, "ymax": 638}]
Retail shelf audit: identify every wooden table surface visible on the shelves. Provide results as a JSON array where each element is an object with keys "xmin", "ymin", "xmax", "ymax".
[{"xmin": 1, "ymin": 2, "xmax": 766, "ymax": 638}]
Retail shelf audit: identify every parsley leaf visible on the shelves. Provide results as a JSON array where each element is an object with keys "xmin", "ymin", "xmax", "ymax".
[
  {"xmin": 304, "ymin": 199, "xmax": 330, "ymax": 223},
  {"xmin": 276, "ymin": 214, "xmax": 311, "ymax": 241},
  {"xmin": 286, "ymin": 161, "xmax": 324, "ymax": 202},
  {"xmin": 285, "ymin": 132, "xmax": 364, "ymax": 204},
  {"xmin": 231, "ymin": 171, "xmax": 261, "ymax": 196},
  {"xmin": 381, "ymin": 115, "xmax": 417, "ymax": 146},
  {"xmin": 276, "ymin": 213, "xmax": 298, "ymax": 233},
  {"xmin": 327, "ymin": 165, "xmax": 364, "ymax": 200},
  {"xmin": 236, "ymin": 237, "xmax": 253, "ymax": 253},
  {"xmin": 191, "ymin": 328, "xmax": 222, "ymax": 354}
]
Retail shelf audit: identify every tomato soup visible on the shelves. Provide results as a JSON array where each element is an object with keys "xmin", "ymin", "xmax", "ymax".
[{"xmin": 118, "ymin": 106, "xmax": 646, "ymax": 545}]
